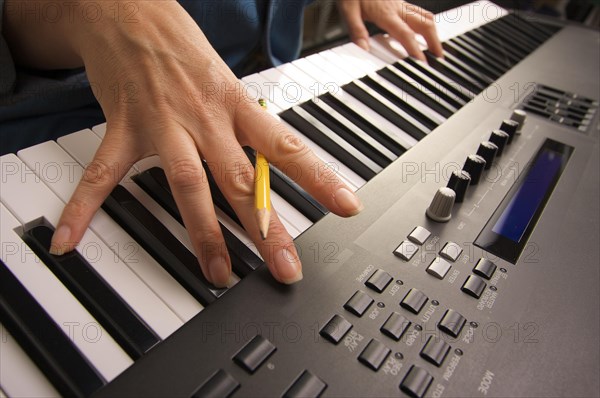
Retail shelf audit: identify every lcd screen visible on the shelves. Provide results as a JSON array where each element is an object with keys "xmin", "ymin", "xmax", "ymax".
[{"xmin": 475, "ymin": 139, "xmax": 573, "ymax": 263}]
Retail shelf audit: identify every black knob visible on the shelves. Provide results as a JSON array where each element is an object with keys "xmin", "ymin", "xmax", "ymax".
[
  {"xmin": 489, "ymin": 130, "xmax": 509, "ymax": 156},
  {"xmin": 463, "ymin": 154, "xmax": 486, "ymax": 185},
  {"xmin": 476, "ymin": 141, "xmax": 499, "ymax": 170},
  {"xmin": 499, "ymin": 119, "xmax": 519, "ymax": 144},
  {"xmin": 447, "ymin": 170, "xmax": 471, "ymax": 203}
]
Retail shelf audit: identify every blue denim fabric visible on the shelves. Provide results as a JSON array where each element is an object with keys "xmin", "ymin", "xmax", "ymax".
[{"xmin": 0, "ymin": 0, "xmax": 312, "ymax": 154}]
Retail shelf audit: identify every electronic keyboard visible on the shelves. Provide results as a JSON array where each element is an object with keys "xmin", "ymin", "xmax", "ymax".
[{"xmin": 1, "ymin": 2, "xmax": 599, "ymax": 397}]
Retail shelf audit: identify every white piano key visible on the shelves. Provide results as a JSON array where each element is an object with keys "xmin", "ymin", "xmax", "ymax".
[
  {"xmin": 276, "ymin": 62, "xmax": 329, "ymax": 98},
  {"xmin": 215, "ymin": 207, "xmax": 261, "ymax": 258},
  {"xmin": 365, "ymin": 72, "xmax": 447, "ymax": 125},
  {"xmin": 306, "ymin": 53, "xmax": 355, "ymax": 85},
  {"xmin": 0, "ymin": 153, "xmax": 183, "ymax": 340},
  {"xmin": 292, "ymin": 56, "xmax": 418, "ymax": 149},
  {"xmin": 332, "ymin": 42, "xmax": 389, "ymax": 72},
  {"xmin": 434, "ymin": 1, "xmax": 508, "ymax": 42},
  {"xmin": 241, "ymin": 78, "xmax": 365, "ymax": 189},
  {"xmin": 0, "ymin": 204, "xmax": 132, "ymax": 381},
  {"xmin": 17, "ymin": 141, "xmax": 203, "ymax": 323},
  {"xmin": 0, "ymin": 324, "xmax": 61, "ymax": 398},
  {"xmin": 317, "ymin": 49, "xmax": 368, "ymax": 81},
  {"xmin": 56, "ymin": 130, "xmax": 242, "ymax": 286},
  {"xmin": 259, "ymin": 68, "xmax": 314, "ymax": 107}
]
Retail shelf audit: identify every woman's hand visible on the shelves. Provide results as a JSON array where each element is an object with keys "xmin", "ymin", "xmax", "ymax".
[
  {"xmin": 337, "ymin": 0, "xmax": 444, "ymax": 61},
  {"xmin": 5, "ymin": 0, "xmax": 363, "ymax": 287}
]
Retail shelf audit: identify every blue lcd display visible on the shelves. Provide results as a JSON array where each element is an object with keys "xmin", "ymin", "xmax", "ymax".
[
  {"xmin": 492, "ymin": 149, "xmax": 564, "ymax": 242},
  {"xmin": 475, "ymin": 139, "xmax": 573, "ymax": 263}
]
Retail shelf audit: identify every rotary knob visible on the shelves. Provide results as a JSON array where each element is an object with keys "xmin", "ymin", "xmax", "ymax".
[
  {"xmin": 510, "ymin": 110, "xmax": 527, "ymax": 134},
  {"xmin": 447, "ymin": 170, "xmax": 471, "ymax": 203},
  {"xmin": 476, "ymin": 141, "xmax": 499, "ymax": 170},
  {"xmin": 426, "ymin": 187, "xmax": 456, "ymax": 223},
  {"xmin": 463, "ymin": 154, "xmax": 486, "ymax": 185},
  {"xmin": 489, "ymin": 130, "xmax": 510, "ymax": 156},
  {"xmin": 499, "ymin": 119, "xmax": 519, "ymax": 144}
]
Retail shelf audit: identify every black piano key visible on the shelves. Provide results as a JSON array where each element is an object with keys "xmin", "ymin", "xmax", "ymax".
[
  {"xmin": 244, "ymin": 148, "xmax": 328, "ymax": 223},
  {"xmin": 377, "ymin": 67, "xmax": 455, "ymax": 118},
  {"xmin": 202, "ymin": 162, "xmax": 243, "ymax": 228},
  {"xmin": 498, "ymin": 15, "xmax": 548, "ymax": 43},
  {"xmin": 21, "ymin": 224, "xmax": 160, "ymax": 360},
  {"xmin": 342, "ymin": 82, "xmax": 428, "ymax": 141},
  {"xmin": 301, "ymin": 100, "xmax": 395, "ymax": 167},
  {"xmin": 359, "ymin": 75, "xmax": 441, "ymax": 130},
  {"xmin": 102, "ymin": 185, "xmax": 222, "ymax": 305},
  {"xmin": 0, "ymin": 259, "xmax": 106, "ymax": 398},
  {"xmin": 443, "ymin": 41, "xmax": 501, "ymax": 80},
  {"xmin": 393, "ymin": 61, "xmax": 465, "ymax": 109},
  {"xmin": 132, "ymin": 167, "xmax": 262, "ymax": 277},
  {"xmin": 403, "ymin": 58, "xmax": 474, "ymax": 102},
  {"xmin": 452, "ymin": 35, "xmax": 513, "ymax": 74},
  {"xmin": 439, "ymin": 48, "xmax": 495, "ymax": 86},
  {"xmin": 481, "ymin": 21, "xmax": 537, "ymax": 54},
  {"xmin": 280, "ymin": 106, "xmax": 381, "ymax": 180},
  {"xmin": 320, "ymin": 92, "xmax": 408, "ymax": 156},
  {"xmin": 424, "ymin": 52, "xmax": 484, "ymax": 94},
  {"xmin": 464, "ymin": 30, "xmax": 523, "ymax": 64}
]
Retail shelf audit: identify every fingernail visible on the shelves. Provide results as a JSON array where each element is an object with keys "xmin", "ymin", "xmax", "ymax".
[
  {"xmin": 276, "ymin": 247, "xmax": 303, "ymax": 284},
  {"xmin": 49, "ymin": 225, "xmax": 71, "ymax": 255},
  {"xmin": 208, "ymin": 256, "xmax": 230, "ymax": 288},
  {"xmin": 334, "ymin": 187, "xmax": 364, "ymax": 216},
  {"xmin": 357, "ymin": 39, "xmax": 370, "ymax": 51}
]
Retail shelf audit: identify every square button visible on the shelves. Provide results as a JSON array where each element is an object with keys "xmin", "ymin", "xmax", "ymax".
[
  {"xmin": 426, "ymin": 257, "xmax": 452, "ymax": 279},
  {"xmin": 408, "ymin": 226, "xmax": 431, "ymax": 245},
  {"xmin": 439, "ymin": 242, "xmax": 463, "ymax": 262},
  {"xmin": 320, "ymin": 315, "xmax": 352, "ymax": 344},
  {"xmin": 365, "ymin": 269, "xmax": 393, "ymax": 293},
  {"xmin": 344, "ymin": 291, "xmax": 374, "ymax": 317},
  {"xmin": 394, "ymin": 241, "xmax": 419, "ymax": 261},
  {"xmin": 233, "ymin": 335, "xmax": 276, "ymax": 373}
]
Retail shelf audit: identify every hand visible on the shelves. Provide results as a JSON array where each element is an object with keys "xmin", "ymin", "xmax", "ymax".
[
  {"xmin": 5, "ymin": 0, "xmax": 364, "ymax": 287},
  {"xmin": 336, "ymin": 0, "xmax": 443, "ymax": 61}
]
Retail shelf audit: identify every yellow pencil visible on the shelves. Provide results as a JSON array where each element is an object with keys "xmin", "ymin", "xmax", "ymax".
[{"xmin": 255, "ymin": 99, "xmax": 271, "ymax": 240}]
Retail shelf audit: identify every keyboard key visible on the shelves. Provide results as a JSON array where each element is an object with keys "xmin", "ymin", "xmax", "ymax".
[
  {"xmin": 0, "ymin": 259, "xmax": 106, "ymax": 396},
  {"xmin": 320, "ymin": 315, "xmax": 353, "ymax": 344},
  {"xmin": 18, "ymin": 141, "xmax": 203, "ymax": 323},
  {"xmin": 461, "ymin": 275, "xmax": 487, "ymax": 298},
  {"xmin": 233, "ymin": 335, "xmax": 276, "ymax": 374},
  {"xmin": 358, "ymin": 339, "xmax": 391, "ymax": 371},
  {"xmin": 438, "ymin": 309, "xmax": 467, "ymax": 338},
  {"xmin": 22, "ymin": 224, "xmax": 161, "ymax": 359},
  {"xmin": 400, "ymin": 365, "xmax": 433, "ymax": 398},
  {"xmin": 283, "ymin": 370, "xmax": 327, "ymax": 398},
  {"xmin": 380, "ymin": 312, "xmax": 411, "ymax": 341},
  {"xmin": 0, "ymin": 325, "xmax": 60, "ymax": 398},
  {"xmin": 394, "ymin": 241, "xmax": 419, "ymax": 261},
  {"xmin": 400, "ymin": 289, "xmax": 428, "ymax": 314},
  {"xmin": 426, "ymin": 257, "xmax": 452, "ymax": 280},
  {"xmin": 191, "ymin": 369, "xmax": 239, "ymax": 398},
  {"xmin": 365, "ymin": 269, "xmax": 393, "ymax": 293},
  {"xmin": 473, "ymin": 258, "xmax": 497, "ymax": 280},
  {"xmin": 0, "ymin": 204, "xmax": 132, "ymax": 382},
  {"xmin": 344, "ymin": 291, "xmax": 374, "ymax": 317},
  {"xmin": 407, "ymin": 226, "xmax": 431, "ymax": 245},
  {"xmin": 439, "ymin": 242, "xmax": 463, "ymax": 262},
  {"xmin": 420, "ymin": 336, "xmax": 451, "ymax": 367}
]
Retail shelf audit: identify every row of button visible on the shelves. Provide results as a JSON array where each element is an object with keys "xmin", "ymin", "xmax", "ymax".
[
  {"xmin": 461, "ymin": 258, "xmax": 498, "ymax": 298},
  {"xmin": 194, "ymin": 335, "xmax": 327, "ymax": 398},
  {"xmin": 394, "ymin": 226, "xmax": 431, "ymax": 261}
]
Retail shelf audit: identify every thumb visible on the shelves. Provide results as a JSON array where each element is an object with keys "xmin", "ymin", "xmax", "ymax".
[{"xmin": 338, "ymin": 1, "xmax": 371, "ymax": 51}]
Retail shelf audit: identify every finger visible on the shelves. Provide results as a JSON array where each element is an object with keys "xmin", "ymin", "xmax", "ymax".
[
  {"xmin": 338, "ymin": 0, "xmax": 371, "ymax": 51},
  {"xmin": 202, "ymin": 133, "xmax": 302, "ymax": 284},
  {"xmin": 378, "ymin": 13, "xmax": 425, "ymax": 62},
  {"xmin": 158, "ymin": 127, "xmax": 232, "ymax": 288},
  {"xmin": 235, "ymin": 102, "xmax": 364, "ymax": 218},
  {"xmin": 51, "ymin": 127, "xmax": 134, "ymax": 255},
  {"xmin": 402, "ymin": 5, "xmax": 444, "ymax": 58}
]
